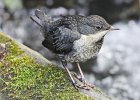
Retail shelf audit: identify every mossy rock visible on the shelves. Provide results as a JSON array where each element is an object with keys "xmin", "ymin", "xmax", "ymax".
[{"xmin": 0, "ymin": 32, "xmax": 112, "ymax": 100}]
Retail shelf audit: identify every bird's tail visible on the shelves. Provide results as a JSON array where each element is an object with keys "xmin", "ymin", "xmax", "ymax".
[
  {"xmin": 30, "ymin": 9, "xmax": 52, "ymax": 27},
  {"xmin": 31, "ymin": 9, "xmax": 53, "ymax": 37}
]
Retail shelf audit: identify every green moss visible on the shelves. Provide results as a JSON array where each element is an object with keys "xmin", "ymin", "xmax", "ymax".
[{"xmin": 0, "ymin": 33, "xmax": 91, "ymax": 99}]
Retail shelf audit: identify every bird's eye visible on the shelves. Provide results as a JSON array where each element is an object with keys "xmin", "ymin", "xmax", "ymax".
[{"xmin": 95, "ymin": 26, "xmax": 102, "ymax": 30}]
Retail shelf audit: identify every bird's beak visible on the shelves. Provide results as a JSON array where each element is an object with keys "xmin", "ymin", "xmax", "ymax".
[{"xmin": 110, "ymin": 26, "xmax": 120, "ymax": 30}]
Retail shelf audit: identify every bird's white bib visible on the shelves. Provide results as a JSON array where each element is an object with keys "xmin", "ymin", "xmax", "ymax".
[{"xmin": 65, "ymin": 30, "xmax": 108, "ymax": 62}]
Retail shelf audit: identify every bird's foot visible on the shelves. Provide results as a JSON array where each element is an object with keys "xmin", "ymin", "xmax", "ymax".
[
  {"xmin": 73, "ymin": 73, "xmax": 95, "ymax": 89},
  {"xmin": 73, "ymin": 83, "xmax": 91, "ymax": 90},
  {"xmin": 82, "ymin": 81, "xmax": 95, "ymax": 89}
]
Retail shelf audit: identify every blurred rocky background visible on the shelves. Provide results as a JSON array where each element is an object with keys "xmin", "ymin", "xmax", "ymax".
[{"xmin": 0, "ymin": 0, "xmax": 140, "ymax": 100}]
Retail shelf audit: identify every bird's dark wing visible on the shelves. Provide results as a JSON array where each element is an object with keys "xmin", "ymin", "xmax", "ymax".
[
  {"xmin": 31, "ymin": 10, "xmax": 81, "ymax": 54},
  {"xmin": 42, "ymin": 27, "xmax": 81, "ymax": 54}
]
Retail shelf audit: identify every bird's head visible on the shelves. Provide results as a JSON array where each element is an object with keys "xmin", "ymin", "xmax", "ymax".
[{"xmin": 78, "ymin": 15, "xmax": 119, "ymax": 38}]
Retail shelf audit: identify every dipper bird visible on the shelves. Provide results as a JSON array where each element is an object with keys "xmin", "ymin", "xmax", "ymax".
[{"xmin": 31, "ymin": 9, "xmax": 118, "ymax": 90}]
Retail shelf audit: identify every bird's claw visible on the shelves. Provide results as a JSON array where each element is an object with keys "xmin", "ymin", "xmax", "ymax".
[
  {"xmin": 83, "ymin": 81, "xmax": 95, "ymax": 89},
  {"xmin": 73, "ymin": 73, "xmax": 95, "ymax": 89},
  {"xmin": 73, "ymin": 83, "xmax": 91, "ymax": 90}
]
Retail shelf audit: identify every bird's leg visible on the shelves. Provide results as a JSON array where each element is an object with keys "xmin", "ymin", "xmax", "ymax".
[
  {"xmin": 62, "ymin": 61, "xmax": 76, "ymax": 85},
  {"xmin": 76, "ymin": 63, "xmax": 85, "ymax": 82},
  {"xmin": 59, "ymin": 55, "xmax": 90, "ymax": 90},
  {"xmin": 59, "ymin": 55, "xmax": 77, "ymax": 88},
  {"xmin": 62, "ymin": 61, "xmax": 91, "ymax": 90},
  {"xmin": 76, "ymin": 62, "xmax": 95, "ymax": 88}
]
